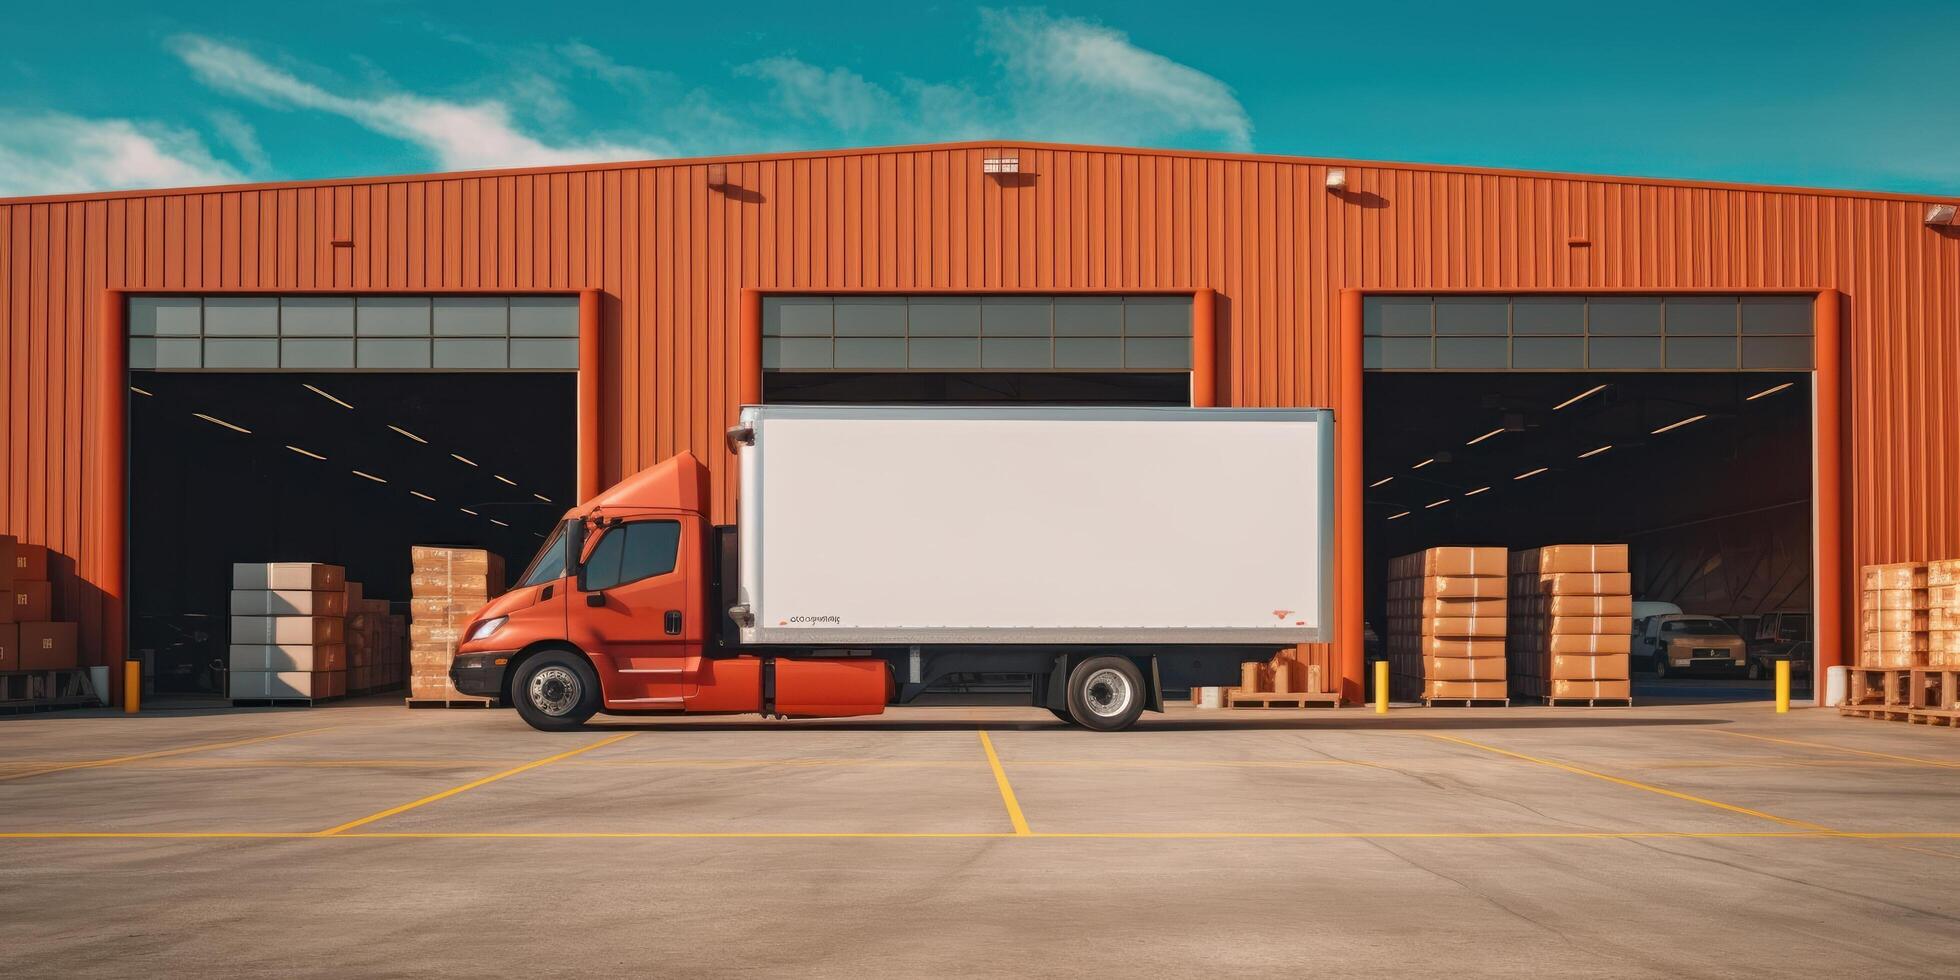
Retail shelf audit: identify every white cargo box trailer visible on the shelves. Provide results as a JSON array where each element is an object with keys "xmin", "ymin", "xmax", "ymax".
[{"xmin": 734, "ymin": 405, "xmax": 1333, "ymax": 646}]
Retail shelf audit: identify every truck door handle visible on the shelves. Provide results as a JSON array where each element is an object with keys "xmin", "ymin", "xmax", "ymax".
[
  {"xmin": 665, "ymin": 611, "xmax": 683, "ymax": 635},
  {"xmin": 586, "ymin": 593, "xmax": 607, "ymax": 608},
  {"xmin": 541, "ymin": 584, "xmax": 554, "ymax": 600}
]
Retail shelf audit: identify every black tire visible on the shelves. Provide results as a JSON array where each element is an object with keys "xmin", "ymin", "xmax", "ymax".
[
  {"xmin": 1654, "ymin": 655, "xmax": 1670, "ymax": 680},
  {"xmin": 511, "ymin": 651, "xmax": 602, "ymax": 731},
  {"xmin": 1048, "ymin": 706, "xmax": 1076, "ymax": 725},
  {"xmin": 1065, "ymin": 656, "xmax": 1146, "ymax": 732},
  {"xmin": 1746, "ymin": 660, "xmax": 1764, "ymax": 681}
]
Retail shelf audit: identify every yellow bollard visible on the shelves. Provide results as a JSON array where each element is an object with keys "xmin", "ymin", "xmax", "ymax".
[
  {"xmin": 123, "ymin": 660, "xmax": 141, "ymax": 714},
  {"xmin": 1775, "ymin": 659, "xmax": 1790, "ymax": 714},
  {"xmin": 1374, "ymin": 660, "xmax": 1389, "ymax": 714}
]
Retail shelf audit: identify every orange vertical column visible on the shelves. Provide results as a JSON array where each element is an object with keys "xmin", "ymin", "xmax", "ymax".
[
  {"xmin": 1336, "ymin": 289, "xmax": 1366, "ymax": 704},
  {"xmin": 97, "ymin": 289, "xmax": 129, "ymax": 705},
  {"xmin": 1190, "ymin": 288, "xmax": 1217, "ymax": 407},
  {"xmin": 1813, "ymin": 288, "xmax": 1844, "ymax": 682},
  {"xmin": 739, "ymin": 288, "xmax": 763, "ymax": 407},
  {"xmin": 577, "ymin": 289, "xmax": 603, "ymax": 503}
]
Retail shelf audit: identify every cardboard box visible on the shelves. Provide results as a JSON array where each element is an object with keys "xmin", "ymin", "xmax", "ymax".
[
  {"xmin": 19, "ymin": 621, "xmax": 78, "ymax": 670},
  {"xmin": 230, "ymin": 615, "xmax": 345, "ymax": 645},
  {"xmin": 1423, "ymin": 656, "xmax": 1507, "ymax": 681},
  {"xmin": 1544, "ymin": 594, "xmax": 1633, "ymax": 616},
  {"xmin": 1862, "ymin": 629, "xmax": 1929, "ymax": 652},
  {"xmin": 344, "ymin": 580, "xmax": 364, "ymax": 607},
  {"xmin": 1929, "ymin": 560, "xmax": 1960, "ymax": 589},
  {"xmin": 12, "ymin": 543, "xmax": 48, "ymax": 582},
  {"xmin": 410, "ymin": 595, "xmax": 489, "ymax": 619},
  {"xmin": 231, "ymin": 562, "xmax": 345, "ymax": 592},
  {"xmin": 1423, "ymin": 679, "xmax": 1507, "ymax": 700},
  {"xmin": 1859, "ymin": 649, "xmax": 1921, "ymax": 669},
  {"xmin": 0, "ymin": 622, "xmax": 16, "ymax": 670},
  {"xmin": 1863, "ymin": 563, "xmax": 1927, "ymax": 591},
  {"xmin": 1542, "ymin": 632, "xmax": 1633, "ymax": 655},
  {"xmin": 1547, "ymin": 679, "xmax": 1630, "ymax": 699},
  {"xmin": 10, "ymin": 580, "xmax": 51, "ymax": 622},
  {"xmin": 0, "ymin": 534, "xmax": 14, "ymax": 589},
  {"xmin": 1545, "ymin": 615, "xmax": 1634, "ymax": 635},
  {"xmin": 1407, "ymin": 636, "xmax": 1505, "ymax": 658},
  {"xmin": 229, "ymin": 589, "xmax": 349, "ymax": 617},
  {"xmin": 1546, "ymin": 653, "xmax": 1631, "ymax": 681},
  {"xmin": 230, "ymin": 670, "xmax": 345, "ymax": 699},
  {"xmin": 1417, "ymin": 615, "xmax": 1507, "ymax": 638},
  {"xmin": 1418, "ymin": 576, "xmax": 1506, "ymax": 598},
  {"xmin": 1397, "ymin": 547, "xmax": 1506, "ymax": 578},
  {"xmin": 1928, "ymin": 630, "xmax": 1960, "ymax": 654},
  {"xmin": 1537, "ymin": 572, "xmax": 1632, "ymax": 596},
  {"xmin": 1930, "ymin": 584, "xmax": 1960, "ymax": 608},
  {"xmin": 229, "ymin": 643, "xmax": 346, "ymax": 672},
  {"xmin": 1862, "ymin": 608, "xmax": 1929, "ymax": 632},
  {"xmin": 1533, "ymin": 544, "xmax": 1631, "ymax": 574},
  {"xmin": 1392, "ymin": 596, "xmax": 1507, "ymax": 617},
  {"xmin": 1864, "ymin": 587, "xmax": 1930, "ymax": 611}
]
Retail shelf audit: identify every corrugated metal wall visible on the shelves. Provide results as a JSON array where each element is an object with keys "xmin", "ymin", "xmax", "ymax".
[{"xmin": 3, "ymin": 142, "xmax": 1958, "ymax": 689}]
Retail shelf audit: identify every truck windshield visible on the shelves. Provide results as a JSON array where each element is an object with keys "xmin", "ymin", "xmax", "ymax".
[
  {"xmin": 1664, "ymin": 619, "xmax": 1732, "ymax": 635},
  {"xmin": 517, "ymin": 521, "xmax": 572, "ymax": 587}
]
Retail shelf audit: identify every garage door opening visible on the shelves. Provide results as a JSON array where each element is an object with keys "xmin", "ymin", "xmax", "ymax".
[
  {"xmin": 1364, "ymin": 371, "xmax": 1814, "ymax": 702},
  {"xmin": 129, "ymin": 372, "xmax": 575, "ymax": 699}
]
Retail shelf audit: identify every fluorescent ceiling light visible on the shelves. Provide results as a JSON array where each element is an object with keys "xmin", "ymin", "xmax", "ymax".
[
  {"xmin": 1425, "ymin": 498, "xmax": 1451, "ymax": 509},
  {"xmin": 1553, "ymin": 384, "xmax": 1608, "ymax": 411},
  {"xmin": 489, "ymin": 519, "xmax": 510, "ymax": 527},
  {"xmin": 1650, "ymin": 414, "xmax": 1706, "ymax": 434},
  {"xmin": 1746, "ymin": 382, "xmax": 1794, "ymax": 401},
  {"xmin": 352, "ymin": 470, "xmax": 387, "ymax": 483},
  {"xmin": 410, "ymin": 491, "xmax": 436, "ymax": 502},
  {"xmin": 1515, "ymin": 467, "xmax": 1548, "ymax": 480},
  {"xmin": 533, "ymin": 493, "xmax": 552, "ymax": 503},
  {"xmin": 451, "ymin": 454, "xmax": 478, "ymax": 466},
  {"xmin": 129, "ymin": 385, "xmax": 153, "ymax": 397},
  {"xmin": 1464, "ymin": 486, "xmax": 1490, "ymax": 496},
  {"xmin": 1578, "ymin": 444, "xmax": 1613, "ymax": 458},
  {"xmin": 459, "ymin": 508, "xmax": 479, "ymax": 516},
  {"xmin": 192, "ymin": 413, "xmax": 250, "ymax": 434},
  {"xmin": 286, "ymin": 445, "xmax": 325, "ymax": 460},
  {"xmin": 389, "ymin": 425, "xmax": 428, "ymax": 444},
  {"xmin": 1369, "ymin": 477, "xmax": 1395, "ymax": 488},
  {"xmin": 494, "ymin": 475, "xmax": 517, "ymax": 486},
  {"xmin": 303, "ymin": 383, "xmax": 354, "ymax": 409},
  {"xmin": 1465, "ymin": 427, "xmax": 1505, "ymax": 446},
  {"xmin": 1412, "ymin": 458, "xmax": 1436, "ymax": 470},
  {"xmin": 1387, "ymin": 511, "xmax": 1410, "ymax": 521}
]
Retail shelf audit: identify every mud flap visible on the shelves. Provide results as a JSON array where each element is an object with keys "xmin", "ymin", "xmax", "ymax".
[{"xmin": 1148, "ymin": 656, "xmax": 1164, "ymax": 713}]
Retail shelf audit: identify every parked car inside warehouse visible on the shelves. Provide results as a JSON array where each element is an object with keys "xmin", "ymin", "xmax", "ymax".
[{"xmin": 1635, "ymin": 614, "xmax": 1748, "ymax": 677}]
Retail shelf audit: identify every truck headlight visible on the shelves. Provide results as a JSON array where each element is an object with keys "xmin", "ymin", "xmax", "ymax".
[{"xmin": 467, "ymin": 616, "xmax": 508, "ymax": 642}]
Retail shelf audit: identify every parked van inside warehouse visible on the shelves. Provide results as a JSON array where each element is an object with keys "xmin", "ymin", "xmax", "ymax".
[{"xmin": 1, "ymin": 140, "xmax": 1955, "ymax": 712}]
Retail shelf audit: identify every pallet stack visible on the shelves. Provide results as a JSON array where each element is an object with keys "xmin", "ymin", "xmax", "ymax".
[
  {"xmin": 1932, "ymin": 560, "xmax": 1960, "ymax": 668},
  {"xmin": 1860, "ymin": 562, "xmax": 1928, "ymax": 670},
  {"xmin": 229, "ymin": 563, "xmax": 348, "ymax": 703},
  {"xmin": 1, "ymin": 534, "xmax": 82, "ymax": 690},
  {"xmin": 408, "ymin": 546, "xmax": 505, "ymax": 706},
  {"xmin": 1508, "ymin": 545, "xmax": 1633, "ymax": 705},
  {"xmin": 343, "ymin": 582, "xmax": 407, "ymax": 695},
  {"xmin": 1386, "ymin": 547, "xmax": 1507, "ymax": 704}
]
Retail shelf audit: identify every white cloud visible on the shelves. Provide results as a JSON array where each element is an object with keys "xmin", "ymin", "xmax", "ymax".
[
  {"xmin": 207, "ymin": 109, "xmax": 272, "ymax": 174},
  {"xmin": 978, "ymin": 9, "xmax": 1252, "ymax": 151},
  {"xmin": 171, "ymin": 35, "xmax": 670, "ymax": 171},
  {"xmin": 742, "ymin": 57, "xmax": 902, "ymax": 133},
  {"xmin": 560, "ymin": 41, "xmax": 661, "ymax": 94},
  {"xmin": 0, "ymin": 113, "xmax": 244, "ymax": 197}
]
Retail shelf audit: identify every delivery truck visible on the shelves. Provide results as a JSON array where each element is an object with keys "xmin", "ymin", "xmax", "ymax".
[{"xmin": 451, "ymin": 405, "xmax": 1333, "ymax": 732}]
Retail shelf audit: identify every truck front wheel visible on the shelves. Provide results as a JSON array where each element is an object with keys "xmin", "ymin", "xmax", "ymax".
[
  {"xmin": 512, "ymin": 651, "xmax": 601, "ymax": 731},
  {"xmin": 1066, "ymin": 657, "xmax": 1145, "ymax": 732}
]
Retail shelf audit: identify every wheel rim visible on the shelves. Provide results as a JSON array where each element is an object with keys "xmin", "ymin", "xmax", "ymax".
[
  {"xmin": 529, "ymin": 665, "xmax": 582, "ymax": 717},
  {"xmin": 1082, "ymin": 668, "xmax": 1133, "ymax": 719}
]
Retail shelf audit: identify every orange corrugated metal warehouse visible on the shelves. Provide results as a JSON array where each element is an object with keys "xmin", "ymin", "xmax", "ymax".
[{"xmin": 1, "ymin": 140, "xmax": 1957, "ymax": 708}]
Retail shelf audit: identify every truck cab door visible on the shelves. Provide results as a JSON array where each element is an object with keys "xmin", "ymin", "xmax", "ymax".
[{"xmin": 573, "ymin": 516, "xmax": 704, "ymax": 707}]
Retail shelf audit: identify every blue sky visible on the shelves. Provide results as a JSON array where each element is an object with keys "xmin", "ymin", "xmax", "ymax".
[{"xmin": 4, "ymin": 1, "xmax": 1958, "ymax": 198}]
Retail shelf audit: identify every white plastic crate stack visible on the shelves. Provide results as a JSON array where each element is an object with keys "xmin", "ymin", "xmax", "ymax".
[{"xmin": 230, "ymin": 563, "xmax": 349, "ymax": 703}]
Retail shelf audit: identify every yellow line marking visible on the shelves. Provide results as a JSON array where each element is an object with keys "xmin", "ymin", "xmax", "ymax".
[
  {"xmin": 1711, "ymin": 729, "xmax": 1960, "ymax": 770},
  {"xmin": 978, "ymin": 731, "xmax": 1031, "ymax": 836},
  {"xmin": 0, "ymin": 728, "xmax": 336, "ymax": 783},
  {"xmin": 314, "ymin": 732, "xmax": 636, "ymax": 835},
  {"xmin": 1, "ymin": 830, "xmax": 1959, "ymax": 841},
  {"xmin": 1423, "ymin": 733, "xmax": 1833, "ymax": 831},
  {"xmin": 2, "ymin": 757, "xmax": 1380, "ymax": 773}
]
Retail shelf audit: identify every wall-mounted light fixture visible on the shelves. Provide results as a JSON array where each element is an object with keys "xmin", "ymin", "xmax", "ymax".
[
  {"xmin": 1325, "ymin": 168, "xmax": 1348, "ymax": 191},
  {"xmin": 706, "ymin": 163, "xmax": 729, "ymax": 188},
  {"xmin": 1927, "ymin": 204, "xmax": 1957, "ymax": 226},
  {"xmin": 982, "ymin": 152, "xmax": 1021, "ymax": 174}
]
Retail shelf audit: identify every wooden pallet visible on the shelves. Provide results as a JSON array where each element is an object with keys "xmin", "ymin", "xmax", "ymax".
[
  {"xmin": 1907, "ymin": 668, "xmax": 1960, "ymax": 711},
  {"xmin": 1225, "ymin": 691, "xmax": 1342, "ymax": 709},
  {"xmin": 405, "ymin": 697, "xmax": 500, "ymax": 709},
  {"xmin": 1844, "ymin": 668, "xmax": 1917, "ymax": 708},
  {"xmin": 1423, "ymin": 698, "xmax": 1511, "ymax": 708},
  {"xmin": 1906, "ymin": 709, "xmax": 1960, "ymax": 728},
  {"xmin": 1838, "ymin": 702, "xmax": 1914, "ymax": 722},
  {"xmin": 1541, "ymin": 697, "xmax": 1634, "ymax": 708}
]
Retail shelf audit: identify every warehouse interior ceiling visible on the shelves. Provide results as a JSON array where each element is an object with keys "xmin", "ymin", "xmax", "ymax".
[
  {"xmin": 129, "ymin": 372, "xmax": 575, "ymax": 696},
  {"xmin": 762, "ymin": 371, "xmax": 1190, "ymax": 405},
  {"xmin": 1364, "ymin": 371, "xmax": 1813, "ymax": 697}
]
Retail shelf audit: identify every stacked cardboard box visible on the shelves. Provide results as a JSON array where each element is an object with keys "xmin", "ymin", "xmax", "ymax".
[
  {"xmin": 229, "ymin": 563, "xmax": 348, "ymax": 701},
  {"xmin": 2, "ymin": 534, "xmax": 81, "ymax": 674},
  {"xmin": 408, "ymin": 546, "xmax": 505, "ymax": 704},
  {"xmin": 1509, "ymin": 545, "xmax": 1634, "ymax": 702},
  {"xmin": 336, "ymin": 581, "xmax": 409, "ymax": 695},
  {"xmin": 1932, "ymin": 560, "xmax": 1960, "ymax": 668},
  {"xmin": 1386, "ymin": 547, "xmax": 1507, "ymax": 702},
  {"xmin": 1860, "ymin": 562, "xmax": 1929, "ymax": 669}
]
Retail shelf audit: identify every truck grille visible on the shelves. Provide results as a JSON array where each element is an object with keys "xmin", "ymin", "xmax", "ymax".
[{"xmin": 1692, "ymin": 648, "xmax": 1726, "ymax": 658}]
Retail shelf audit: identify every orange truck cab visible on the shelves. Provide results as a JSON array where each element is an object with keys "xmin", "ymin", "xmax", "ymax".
[{"xmin": 450, "ymin": 453, "xmax": 894, "ymax": 731}]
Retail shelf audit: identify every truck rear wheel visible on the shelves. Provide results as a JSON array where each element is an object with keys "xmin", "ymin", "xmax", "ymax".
[
  {"xmin": 1047, "ymin": 706, "xmax": 1076, "ymax": 725},
  {"xmin": 512, "ymin": 651, "xmax": 601, "ymax": 731},
  {"xmin": 1066, "ymin": 656, "xmax": 1145, "ymax": 732}
]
